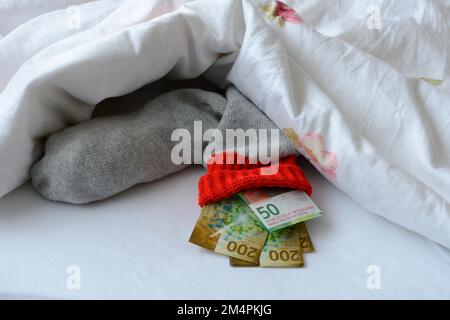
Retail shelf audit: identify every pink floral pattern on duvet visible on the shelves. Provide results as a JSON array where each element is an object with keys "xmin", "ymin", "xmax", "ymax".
[
  {"xmin": 283, "ymin": 128, "xmax": 338, "ymax": 179},
  {"xmin": 260, "ymin": 1, "xmax": 304, "ymax": 26}
]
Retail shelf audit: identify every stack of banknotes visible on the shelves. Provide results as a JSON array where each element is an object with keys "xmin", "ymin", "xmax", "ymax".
[{"xmin": 189, "ymin": 188, "xmax": 322, "ymax": 268}]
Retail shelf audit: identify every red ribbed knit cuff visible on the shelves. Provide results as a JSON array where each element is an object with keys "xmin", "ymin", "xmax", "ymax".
[{"xmin": 198, "ymin": 153, "xmax": 312, "ymax": 207}]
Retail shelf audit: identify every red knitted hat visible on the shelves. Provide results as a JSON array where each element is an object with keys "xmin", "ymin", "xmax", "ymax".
[{"xmin": 198, "ymin": 152, "xmax": 312, "ymax": 206}]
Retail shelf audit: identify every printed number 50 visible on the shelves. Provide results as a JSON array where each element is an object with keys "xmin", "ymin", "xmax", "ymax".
[{"xmin": 256, "ymin": 204, "xmax": 280, "ymax": 219}]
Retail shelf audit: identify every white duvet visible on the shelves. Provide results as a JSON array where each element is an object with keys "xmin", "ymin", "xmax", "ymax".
[{"xmin": 0, "ymin": 0, "xmax": 449, "ymax": 248}]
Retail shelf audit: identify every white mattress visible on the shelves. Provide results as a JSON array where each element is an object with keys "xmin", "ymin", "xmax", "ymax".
[{"xmin": 0, "ymin": 159, "xmax": 449, "ymax": 299}]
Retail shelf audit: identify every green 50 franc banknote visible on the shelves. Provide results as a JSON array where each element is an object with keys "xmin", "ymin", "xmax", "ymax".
[
  {"xmin": 189, "ymin": 196, "xmax": 268, "ymax": 264},
  {"xmin": 239, "ymin": 188, "xmax": 322, "ymax": 232},
  {"xmin": 230, "ymin": 222, "xmax": 313, "ymax": 268}
]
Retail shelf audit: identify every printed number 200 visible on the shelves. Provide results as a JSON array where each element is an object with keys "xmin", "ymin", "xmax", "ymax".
[
  {"xmin": 256, "ymin": 204, "xmax": 280, "ymax": 219},
  {"xmin": 227, "ymin": 241, "xmax": 257, "ymax": 258}
]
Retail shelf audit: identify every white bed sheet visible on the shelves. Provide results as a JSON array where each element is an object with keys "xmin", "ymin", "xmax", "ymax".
[{"xmin": 0, "ymin": 159, "xmax": 449, "ymax": 299}]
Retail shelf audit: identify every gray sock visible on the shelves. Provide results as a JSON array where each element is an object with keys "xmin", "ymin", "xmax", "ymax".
[
  {"xmin": 31, "ymin": 88, "xmax": 226, "ymax": 204},
  {"xmin": 213, "ymin": 86, "xmax": 297, "ymax": 159},
  {"xmin": 31, "ymin": 85, "xmax": 297, "ymax": 204}
]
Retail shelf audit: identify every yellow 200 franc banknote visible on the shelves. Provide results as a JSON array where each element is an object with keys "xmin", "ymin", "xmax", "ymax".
[
  {"xmin": 229, "ymin": 257, "xmax": 258, "ymax": 267},
  {"xmin": 189, "ymin": 196, "xmax": 268, "ymax": 264},
  {"xmin": 297, "ymin": 222, "xmax": 314, "ymax": 253},
  {"xmin": 259, "ymin": 226, "xmax": 304, "ymax": 267},
  {"xmin": 229, "ymin": 227, "xmax": 303, "ymax": 268},
  {"xmin": 230, "ymin": 222, "xmax": 314, "ymax": 267}
]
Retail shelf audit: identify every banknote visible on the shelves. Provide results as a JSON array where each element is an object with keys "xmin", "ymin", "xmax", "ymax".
[
  {"xmin": 229, "ymin": 257, "xmax": 259, "ymax": 267},
  {"xmin": 230, "ymin": 222, "xmax": 314, "ymax": 267},
  {"xmin": 259, "ymin": 226, "xmax": 304, "ymax": 267},
  {"xmin": 239, "ymin": 188, "xmax": 322, "ymax": 232},
  {"xmin": 297, "ymin": 222, "xmax": 314, "ymax": 253},
  {"xmin": 189, "ymin": 196, "xmax": 268, "ymax": 264}
]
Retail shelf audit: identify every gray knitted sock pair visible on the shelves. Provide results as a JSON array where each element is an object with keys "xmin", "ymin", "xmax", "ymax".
[{"xmin": 31, "ymin": 81, "xmax": 297, "ymax": 204}]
